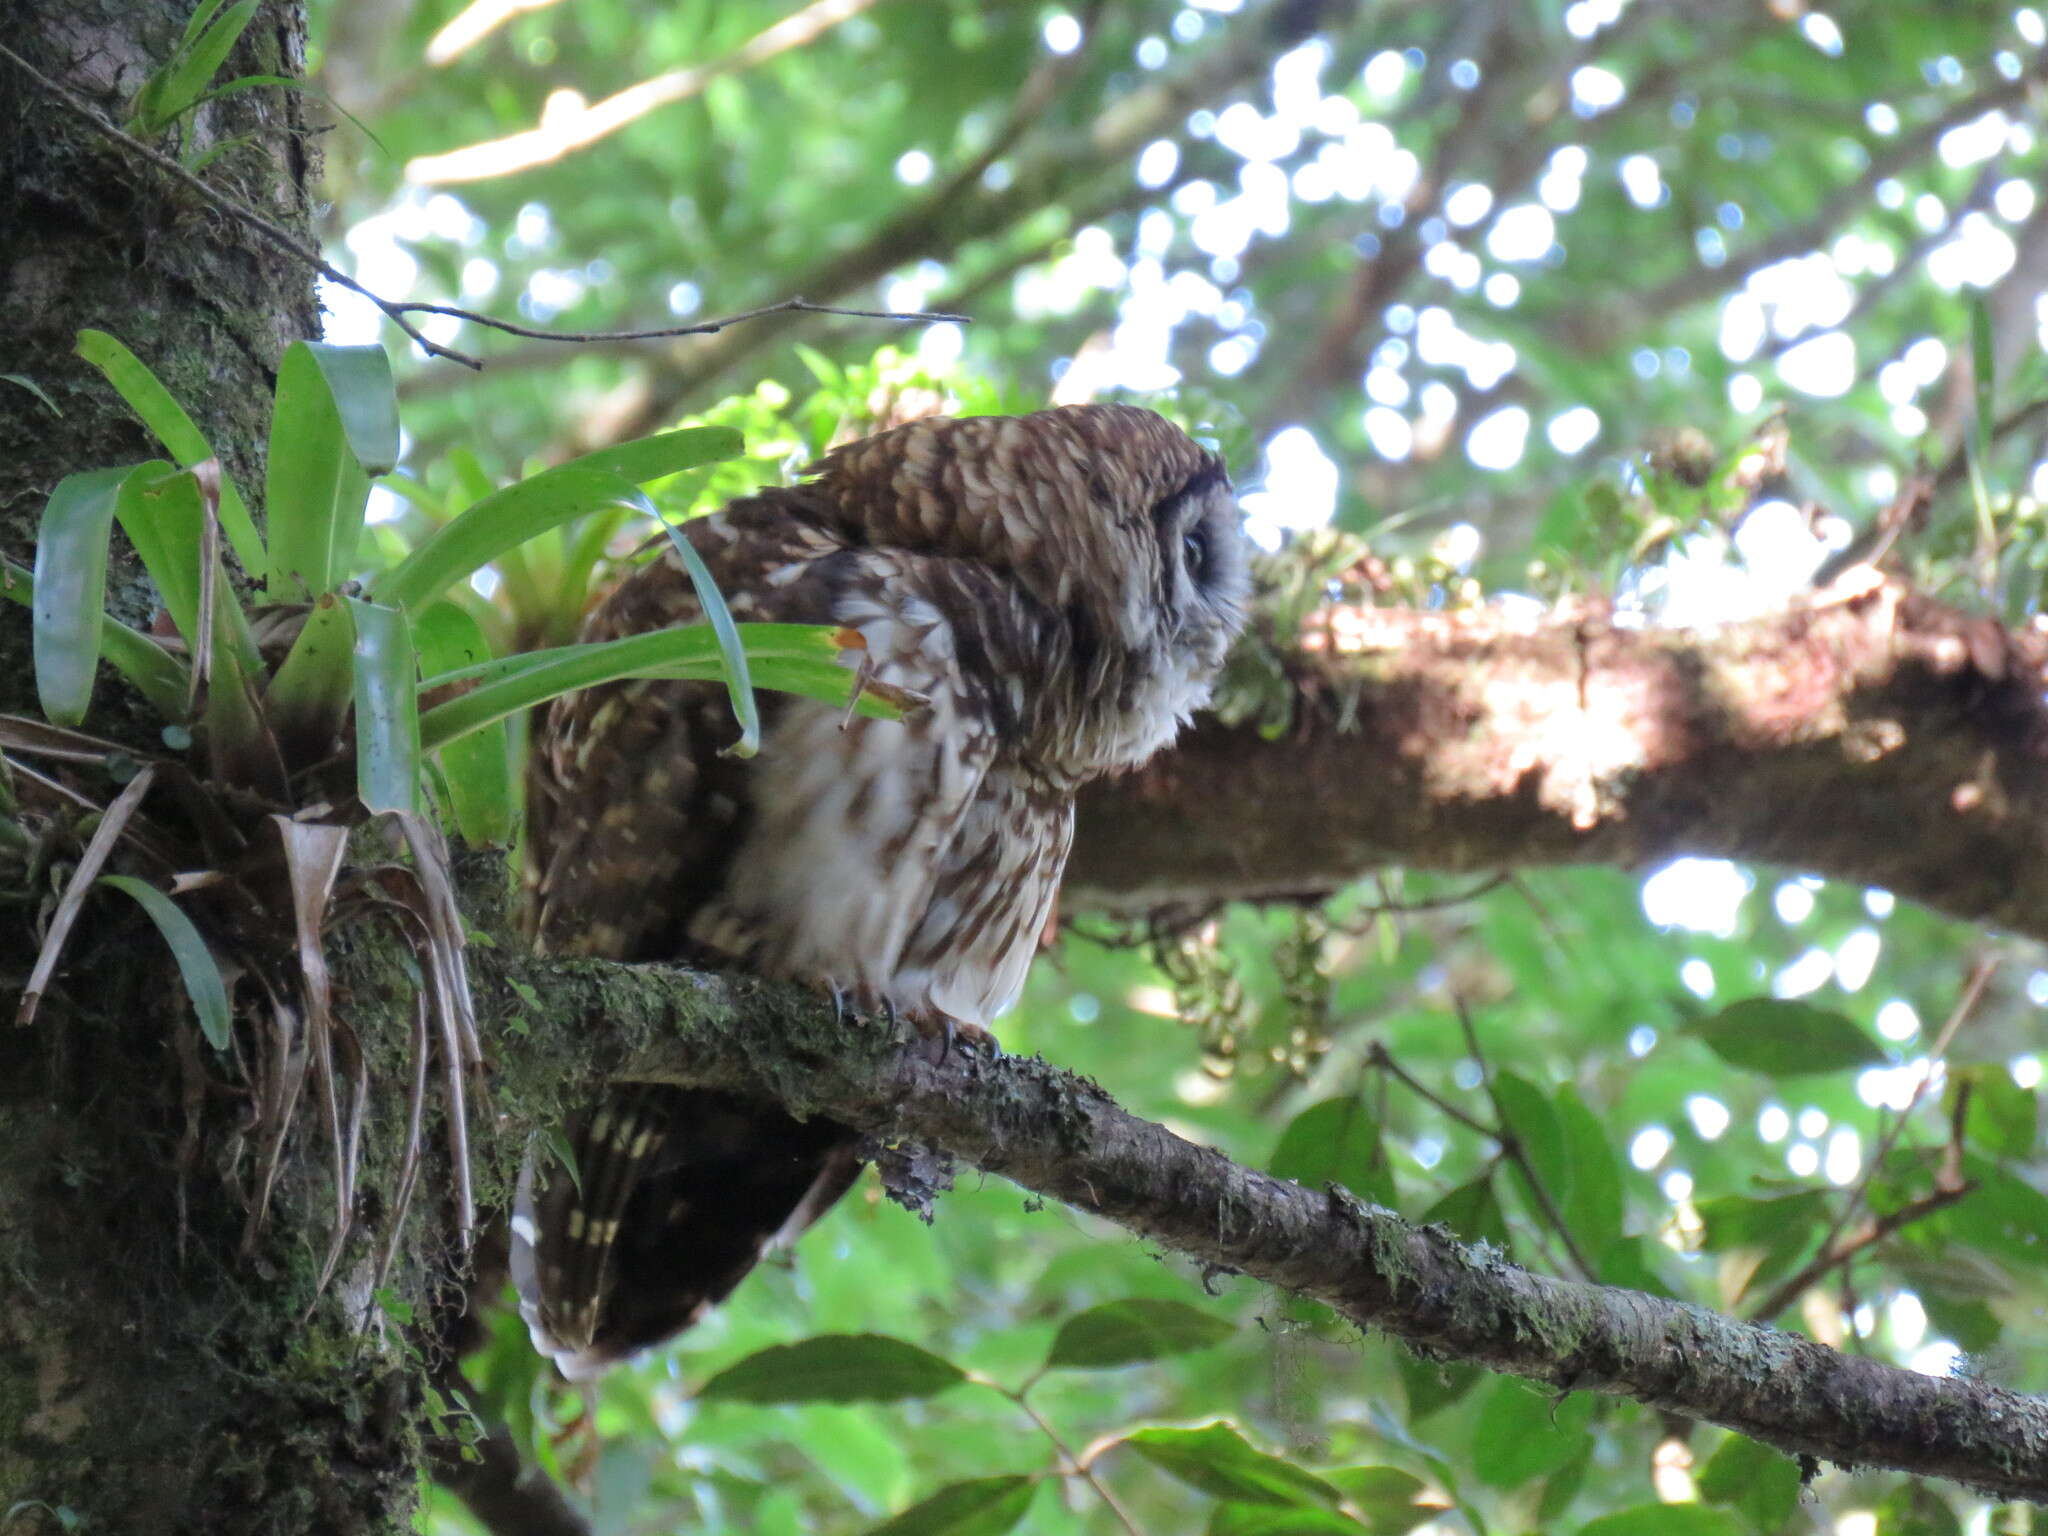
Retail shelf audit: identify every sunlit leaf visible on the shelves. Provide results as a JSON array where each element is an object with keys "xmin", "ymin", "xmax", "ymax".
[
  {"xmin": 1120, "ymin": 1423, "xmax": 1341, "ymax": 1508},
  {"xmin": 557, "ymin": 424, "xmax": 745, "ymax": 486},
  {"xmin": 1683, "ymin": 999, "xmax": 1887, "ymax": 1077},
  {"xmin": 266, "ymin": 341, "xmax": 397, "ymax": 600},
  {"xmin": 130, "ymin": 0, "xmax": 258, "ymax": 131},
  {"xmin": 98, "ymin": 876, "xmax": 231, "ymax": 1050},
  {"xmin": 1946, "ymin": 1064, "xmax": 2037, "ymax": 1161},
  {"xmin": 1043, "ymin": 1298, "xmax": 1233, "ymax": 1371},
  {"xmin": 1208, "ymin": 1505, "xmax": 1367, "ymax": 1535},
  {"xmin": 697, "ymin": 1334, "xmax": 967, "ymax": 1404},
  {"xmin": 375, "ymin": 469, "xmax": 653, "ymax": 613}
]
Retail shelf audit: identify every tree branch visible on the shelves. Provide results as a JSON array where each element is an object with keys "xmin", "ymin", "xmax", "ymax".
[
  {"xmin": 474, "ymin": 953, "xmax": 2048, "ymax": 1504},
  {"xmin": 1067, "ymin": 570, "xmax": 2048, "ymax": 943}
]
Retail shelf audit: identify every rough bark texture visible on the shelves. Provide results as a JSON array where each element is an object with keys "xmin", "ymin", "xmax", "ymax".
[
  {"xmin": 483, "ymin": 955, "xmax": 2048, "ymax": 1505},
  {"xmin": 1070, "ymin": 573, "xmax": 2048, "ymax": 941},
  {"xmin": 0, "ymin": 7, "xmax": 427, "ymax": 1532}
]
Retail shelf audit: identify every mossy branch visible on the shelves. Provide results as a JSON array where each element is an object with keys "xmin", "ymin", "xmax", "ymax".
[{"xmin": 479, "ymin": 951, "xmax": 2048, "ymax": 1504}]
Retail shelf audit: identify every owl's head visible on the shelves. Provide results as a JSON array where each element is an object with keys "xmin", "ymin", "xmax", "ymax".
[{"xmin": 812, "ymin": 403, "xmax": 1249, "ymax": 770}]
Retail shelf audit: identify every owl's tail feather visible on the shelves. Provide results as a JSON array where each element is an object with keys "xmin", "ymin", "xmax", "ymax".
[{"xmin": 511, "ymin": 1083, "xmax": 861, "ymax": 1379}]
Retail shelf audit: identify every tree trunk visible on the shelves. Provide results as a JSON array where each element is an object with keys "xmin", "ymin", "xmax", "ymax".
[{"xmin": 0, "ymin": 5, "xmax": 423, "ymax": 1531}]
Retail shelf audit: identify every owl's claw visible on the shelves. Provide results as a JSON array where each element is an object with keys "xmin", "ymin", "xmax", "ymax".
[
  {"xmin": 826, "ymin": 979, "xmax": 846, "ymax": 1027},
  {"xmin": 911, "ymin": 1011, "xmax": 996, "ymax": 1067}
]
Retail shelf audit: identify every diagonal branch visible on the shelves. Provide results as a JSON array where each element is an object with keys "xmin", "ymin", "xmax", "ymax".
[{"xmin": 477, "ymin": 953, "xmax": 2048, "ymax": 1504}]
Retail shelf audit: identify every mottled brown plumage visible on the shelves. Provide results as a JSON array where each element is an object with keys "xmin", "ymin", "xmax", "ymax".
[{"xmin": 514, "ymin": 404, "xmax": 1247, "ymax": 1377}]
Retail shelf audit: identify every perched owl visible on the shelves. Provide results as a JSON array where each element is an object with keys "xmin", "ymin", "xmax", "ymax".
[{"xmin": 515, "ymin": 403, "xmax": 1247, "ymax": 1378}]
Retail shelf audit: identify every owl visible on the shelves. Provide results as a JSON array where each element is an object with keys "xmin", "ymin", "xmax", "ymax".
[{"xmin": 514, "ymin": 403, "xmax": 1248, "ymax": 1378}]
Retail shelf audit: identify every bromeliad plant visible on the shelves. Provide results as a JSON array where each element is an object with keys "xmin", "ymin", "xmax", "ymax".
[{"xmin": 7, "ymin": 328, "xmax": 915, "ymax": 1292}]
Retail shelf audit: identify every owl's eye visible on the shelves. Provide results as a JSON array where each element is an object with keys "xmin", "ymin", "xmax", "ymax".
[{"xmin": 1182, "ymin": 521, "xmax": 1214, "ymax": 587}]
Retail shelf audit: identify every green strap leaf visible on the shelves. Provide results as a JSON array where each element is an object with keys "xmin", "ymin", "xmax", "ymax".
[
  {"xmin": 112, "ymin": 462, "xmax": 264, "ymax": 680},
  {"xmin": 97, "ymin": 876, "xmax": 232, "ymax": 1050},
  {"xmin": 373, "ymin": 468, "xmax": 653, "ymax": 614},
  {"xmin": 1, "ymin": 562, "xmax": 188, "ymax": 721},
  {"xmin": 346, "ymin": 597, "xmax": 421, "ymax": 814},
  {"xmin": 418, "ymin": 620, "xmax": 834, "ymax": 692},
  {"xmin": 74, "ymin": 330, "xmax": 263, "ymax": 573},
  {"xmin": 414, "ymin": 601, "xmax": 513, "ymax": 845},
  {"xmin": 264, "ymin": 593, "xmax": 358, "ymax": 765},
  {"xmin": 414, "ymin": 623, "xmax": 899, "ymax": 755},
  {"xmin": 266, "ymin": 341, "xmax": 398, "ymax": 601},
  {"xmin": 555, "ymin": 425, "xmax": 745, "ymax": 485},
  {"xmin": 32, "ymin": 466, "xmax": 129, "ymax": 726},
  {"xmin": 130, "ymin": 0, "xmax": 259, "ymax": 132},
  {"xmin": 663, "ymin": 524, "xmax": 760, "ymax": 758},
  {"xmin": 697, "ymin": 1334, "xmax": 967, "ymax": 1405},
  {"xmin": 370, "ymin": 427, "xmax": 743, "ymax": 615}
]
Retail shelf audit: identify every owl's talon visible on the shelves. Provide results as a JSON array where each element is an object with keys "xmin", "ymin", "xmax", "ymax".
[{"xmin": 913, "ymin": 1012, "xmax": 995, "ymax": 1067}]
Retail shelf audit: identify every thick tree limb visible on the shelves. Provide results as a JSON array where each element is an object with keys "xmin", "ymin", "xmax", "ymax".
[
  {"xmin": 1068, "ymin": 571, "xmax": 2048, "ymax": 943},
  {"xmin": 476, "ymin": 953, "xmax": 2048, "ymax": 1504}
]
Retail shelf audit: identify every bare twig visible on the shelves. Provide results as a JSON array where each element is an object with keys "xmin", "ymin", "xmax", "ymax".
[
  {"xmin": 1747, "ymin": 1182, "xmax": 1975, "ymax": 1327},
  {"xmin": 1457, "ymin": 997, "xmax": 1598, "ymax": 1281},
  {"xmin": 388, "ymin": 295, "xmax": 966, "ymax": 349},
  {"xmin": 0, "ymin": 42, "xmax": 959, "ymax": 370},
  {"xmin": 1002, "ymin": 1383, "xmax": 1146, "ymax": 1536},
  {"xmin": 1746, "ymin": 957, "xmax": 1997, "ymax": 1321},
  {"xmin": 1364, "ymin": 1040, "xmax": 1495, "ymax": 1137}
]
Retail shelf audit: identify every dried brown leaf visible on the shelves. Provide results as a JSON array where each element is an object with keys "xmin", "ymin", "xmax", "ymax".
[{"xmin": 19, "ymin": 764, "xmax": 156, "ymax": 1025}]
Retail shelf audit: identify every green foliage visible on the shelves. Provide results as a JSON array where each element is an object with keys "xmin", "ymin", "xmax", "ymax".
[
  {"xmin": 699, "ymin": 1335, "xmax": 969, "ymax": 1405},
  {"xmin": 117, "ymin": 0, "xmax": 2048, "ymax": 1529},
  {"xmin": 1685, "ymin": 999, "xmax": 1891, "ymax": 1077},
  {"xmin": 1043, "ymin": 1299, "xmax": 1235, "ymax": 1372},
  {"xmin": 127, "ymin": 0, "xmax": 261, "ymax": 135},
  {"xmin": 96, "ymin": 873, "xmax": 233, "ymax": 1050}
]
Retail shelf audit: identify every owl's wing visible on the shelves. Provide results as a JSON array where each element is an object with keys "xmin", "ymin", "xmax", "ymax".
[
  {"xmin": 518, "ymin": 513, "xmax": 1014, "ymax": 1377},
  {"xmin": 526, "ymin": 490, "xmax": 842, "ymax": 960}
]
